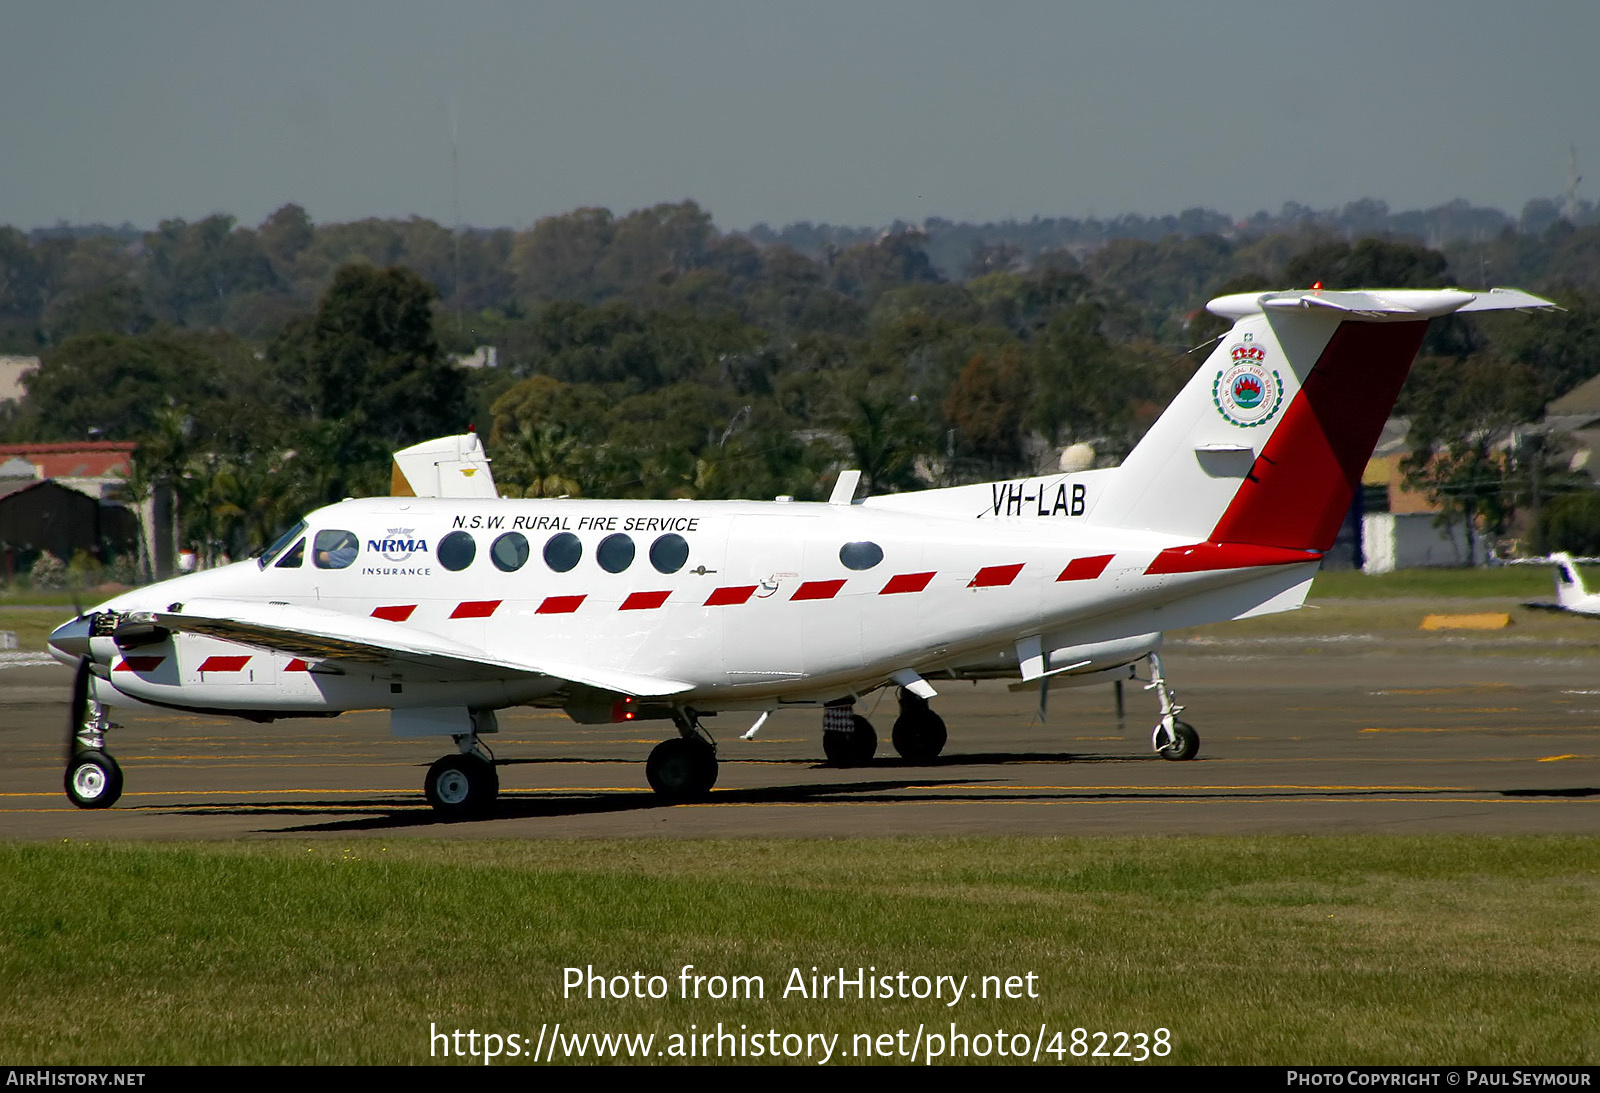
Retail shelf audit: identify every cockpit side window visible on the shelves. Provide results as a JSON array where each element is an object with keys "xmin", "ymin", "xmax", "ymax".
[
  {"xmin": 274, "ymin": 538, "xmax": 306, "ymax": 568},
  {"xmin": 259, "ymin": 519, "xmax": 308, "ymax": 569},
  {"xmin": 313, "ymin": 529, "xmax": 360, "ymax": 570}
]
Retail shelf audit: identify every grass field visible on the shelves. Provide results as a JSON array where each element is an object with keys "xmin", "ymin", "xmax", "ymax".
[{"xmin": 1, "ymin": 838, "xmax": 1596, "ymax": 1065}]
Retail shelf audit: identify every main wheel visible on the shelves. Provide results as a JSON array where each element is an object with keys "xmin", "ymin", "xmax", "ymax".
[
  {"xmin": 1158, "ymin": 719, "xmax": 1200, "ymax": 761},
  {"xmin": 823, "ymin": 714, "xmax": 878, "ymax": 766},
  {"xmin": 424, "ymin": 753, "xmax": 499, "ymax": 817},
  {"xmin": 892, "ymin": 709, "xmax": 947, "ymax": 762},
  {"xmin": 65, "ymin": 750, "xmax": 122, "ymax": 809},
  {"xmin": 646, "ymin": 738, "xmax": 718, "ymax": 802}
]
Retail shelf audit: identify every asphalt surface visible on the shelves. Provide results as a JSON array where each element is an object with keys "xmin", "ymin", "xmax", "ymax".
[{"xmin": 2, "ymin": 642, "xmax": 1597, "ymax": 839}]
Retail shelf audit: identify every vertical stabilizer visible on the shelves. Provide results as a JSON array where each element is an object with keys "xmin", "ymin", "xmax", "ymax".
[
  {"xmin": 1089, "ymin": 288, "xmax": 1556, "ymax": 553},
  {"xmin": 1553, "ymin": 552, "xmax": 1589, "ymax": 608},
  {"xmin": 391, "ymin": 433, "xmax": 498, "ymax": 498}
]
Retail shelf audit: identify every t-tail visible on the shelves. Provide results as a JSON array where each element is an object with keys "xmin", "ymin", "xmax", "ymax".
[
  {"xmin": 1552, "ymin": 551, "xmax": 1590, "ymax": 609},
  {"xmin": 1089, "ymin": 288, "xmax": 1556, "ymax": 557}
]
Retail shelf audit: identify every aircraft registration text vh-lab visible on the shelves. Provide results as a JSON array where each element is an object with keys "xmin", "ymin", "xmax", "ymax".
[
  {"xmin": 46, "ymin": 286, "xmax": 1559, "ymax": 818},
  {"xmin": 988, "ymin": 480, "xmax": 1089, "ymax": 518}
]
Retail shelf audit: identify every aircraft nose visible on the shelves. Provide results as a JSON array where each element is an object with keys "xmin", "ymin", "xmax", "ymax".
[{"xmin": 47, "ymin": 615, "xmax": 92, "ymax": 664}]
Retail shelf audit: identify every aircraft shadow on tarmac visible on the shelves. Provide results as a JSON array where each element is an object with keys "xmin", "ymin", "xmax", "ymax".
[
  {"xmin": 492, "ymin": 750, "xmax": 1151, "ymax": 769},
  {"xmin": 186, "ymin": 777, "xmax": 1000, "ymax": 833},
  {"xmin": 116, "ymin": 773, "xmax": 1599, "ymax": 834}
]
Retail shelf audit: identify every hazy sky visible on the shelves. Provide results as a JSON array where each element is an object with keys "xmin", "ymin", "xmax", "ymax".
[{"xmin": 3, "ymin": 1, "xmax": 1596, "ymax": 232}]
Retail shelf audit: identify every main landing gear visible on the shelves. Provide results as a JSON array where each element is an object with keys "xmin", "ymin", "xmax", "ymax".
[
  {"xmin": 64, "ymin": 657, "xmax": 123, "ymax": 810},
  {"xmin": 821, "ymin": 689, "xmax": 951, "ymax": 766},
  {"xmin": 1144, "ymin": 651, "xmax": 1200, "ymax": 761},
  {"xmin": 890, "ymin": 689, "xmax": 947, "ymax": 762},
  {"xmin": 646, "ymin": 710, "xmax": 718, "ymax": 803},
  {"xmin": 822, "ymin": 703, "xmax": 876, "ymax": 765},
  {"xmin": 424, "ymin": 711, "xmax": 500, "ymax": 818}
]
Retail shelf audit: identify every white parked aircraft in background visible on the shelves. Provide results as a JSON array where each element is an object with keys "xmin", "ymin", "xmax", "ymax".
[
  {"xmin": 1524, "ymin": 552, "xmax": 1600, "ymax": 616},
  {"xmin": 48, "ymin": 286, "xmax": 1556, "ymax": 815}
]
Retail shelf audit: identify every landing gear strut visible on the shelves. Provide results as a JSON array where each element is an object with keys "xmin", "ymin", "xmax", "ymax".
[
  {"xmin": 424, "ymin": 711, "xmax": 500, "ymax": 818},
  {"xmin": 1144, "ymin": 651, "xmax": 1200, "ymax": 761},
  {"xmin": 891, "ymin": 689, "xmax": 947, "ymax": 762},
  {"xmin": 647, "ymin": 710, "xmax": 718, "ymax": 802},
  {"xmin": 65, "ymin": 675, "xmax": 123, "ymax": 810},
  {"xmin": 821, "ymin": 703, "xmax": 877, "ymax": 766}
]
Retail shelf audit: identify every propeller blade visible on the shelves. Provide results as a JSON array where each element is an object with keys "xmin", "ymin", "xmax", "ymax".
[{"xmin": 66, "ymin": 656, "xmax": 90, "ymax": 761}]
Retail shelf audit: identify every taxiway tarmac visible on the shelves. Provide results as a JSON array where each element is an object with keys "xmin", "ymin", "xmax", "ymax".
[{"xmin": 2, "ymin": 643, "xmax": 1597, "ymax": 839}]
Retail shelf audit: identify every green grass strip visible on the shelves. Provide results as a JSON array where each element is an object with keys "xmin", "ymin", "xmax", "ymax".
[{"xmin": 2, "ymin": 837, "xmax": 1596, "ymax": 1065}]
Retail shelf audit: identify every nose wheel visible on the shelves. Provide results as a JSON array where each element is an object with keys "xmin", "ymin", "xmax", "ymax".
[{"xmin": 65, "ymin": 750, "xmax": 123, "ymax": 809}]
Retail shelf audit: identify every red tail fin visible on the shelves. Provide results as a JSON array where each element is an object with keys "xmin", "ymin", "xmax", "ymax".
[{"xmin": 1209, "ymin": 320, "xmax": 1427, "ymax": 552}]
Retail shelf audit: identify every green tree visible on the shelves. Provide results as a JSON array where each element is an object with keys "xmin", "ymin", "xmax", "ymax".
[{"xmin": 271, "ymin": 264, "xmax": 469, "ymax": 449}]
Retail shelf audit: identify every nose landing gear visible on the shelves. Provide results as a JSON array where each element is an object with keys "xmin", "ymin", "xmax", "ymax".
[{"xmin": 65, "ymin": 657, "xmax": 124, "ymax": 810}]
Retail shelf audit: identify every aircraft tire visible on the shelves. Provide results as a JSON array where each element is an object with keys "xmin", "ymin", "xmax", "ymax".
[
  {"xmin": 65, "ymin": 750, "xmax": 123, "ymax": 809},
  {"xmin": 891, "ymin": 709, "xmax": 947, "ymax": 763},
  {"xmin": 823, "ymin": 715, "xmax": 878, "ymax": 766},
  {"xmin": 1158, "ymin": 719, "xmax": 1200, "ymax": 762},
  {"xmin": 425, "ymin": 753, "xmax": 499, "ymax": 817},
  {"xmin": 646, "ymin": 737, "xmax": 717, "ymax": 802}
]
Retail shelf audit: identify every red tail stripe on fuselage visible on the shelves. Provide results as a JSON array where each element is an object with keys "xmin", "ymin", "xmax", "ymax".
[
  {"xmin": 1209, "ymin": 320, "xmax": 1428, "ymax": 553},
  {"xmin": 1145, "ymin": 542, "xmax": 1322, "ymax": 575}
]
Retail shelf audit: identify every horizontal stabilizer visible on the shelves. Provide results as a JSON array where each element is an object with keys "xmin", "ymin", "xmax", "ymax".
[
  {"xmin": 1208, "ymin": 286, "xmax": 1556, "ymax": 322},
  {"xmin": 134, "ymin": 599, "xmax": 693, "ymax": 697}
]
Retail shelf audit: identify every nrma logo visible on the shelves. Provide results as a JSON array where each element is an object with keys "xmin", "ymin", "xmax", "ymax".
[{"xmin": 369, "ymin": 528, "xmax": 428, "ymax": 562}]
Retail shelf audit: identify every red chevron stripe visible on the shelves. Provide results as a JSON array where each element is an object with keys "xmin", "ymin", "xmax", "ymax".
[
  {"xmin": 969, "ymin": 563, "xmax": 1024, "ymax": 588},
  {"xmin": 621, "ymin": 590, "xmax": 671, "ymax": 611},
  {"xmin": 1057, "ymin": 555, "xmax": 1113, "ymax": 581},
  {"xmin": 536, "ymin": 595, "xmax": 586, "ymax": 614},
  {"xmin": 114, "ymin": 656, "xmax": 165, "ymax": 672},
  {"xmin": 705, "ymin": 585, "xmax": 757, "ymax": 606},
  {"xmin": 371, "ymin": 604, "xmax": 416, "ymax": 622},
  {"xmin": 198, "ymin": 655, "xmax": 250, "ymax": 673},
  {"xmin": 450, "ymin": 599, "xmax": 501, "ymax": 619},
  {"xmin": 791, "ymin": 579, "xmax": 846, "ymax": 601},
  {"xmin": 879, "ymin": 572, "xmax": 935, "ymax": 595}
]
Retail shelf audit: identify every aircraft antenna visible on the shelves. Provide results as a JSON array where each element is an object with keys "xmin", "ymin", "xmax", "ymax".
[
  {"xmin": 451, "ymin": 99, "xmax": 464, "ymax": 336},
  {"xmin": 1563, "ymin": 144, "xmax": 1582, "ymax": 224}
]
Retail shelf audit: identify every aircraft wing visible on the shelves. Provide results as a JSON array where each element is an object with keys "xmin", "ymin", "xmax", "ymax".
[{"xmin": 135, "ymin": 598, "xmax": 693, "ymax": 697}]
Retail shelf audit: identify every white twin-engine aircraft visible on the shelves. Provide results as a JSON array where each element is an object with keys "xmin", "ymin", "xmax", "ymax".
[{"xmin": 49, "ymin": 286, "xmax": 1555, "ymax": 815}]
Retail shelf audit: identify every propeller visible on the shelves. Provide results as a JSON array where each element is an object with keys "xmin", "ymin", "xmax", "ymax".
[{"xmin": 66, "ymin": 655, "xmax": 91, "ymax": 762}]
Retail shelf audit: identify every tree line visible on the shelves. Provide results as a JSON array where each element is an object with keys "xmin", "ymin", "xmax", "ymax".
[{"xmin": 4, "ymin": 198, "xmax": 1600, "ymax": 569}]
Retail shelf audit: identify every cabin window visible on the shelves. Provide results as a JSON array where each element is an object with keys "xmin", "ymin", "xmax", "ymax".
[
  {"xmin": 543, "ymin": 532, "xmax": 582, "ymax": 572},
  {"xmin": 313, "ymin": 529, "xmax": 360, "ymax": 570},
  {"xmin": 839, "ymin": 541, "xmax": 884, "ymax": 570},
  {"xmin": 491, "ymin": 532, "xmax": 529, "ymax": 572},
  {"xmin": 437, "ymin": 530, "xmax": 477, "ymax": 572},
  {"xmin": 259, "ymin": 520, "xmax": 307, "ymax": 568},
  {"xmin": 649, "ymin": 533, "xmax": 689, "ymax": 574},
  {"xmin": 597, "ymin": 533, "xmax": 635, "ymax": 573},
  {"xmin": 274, "ymin": 539, "xmax": 305, "ymax": 569}
]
